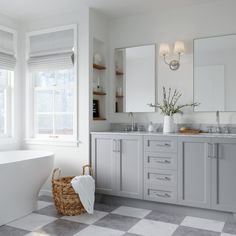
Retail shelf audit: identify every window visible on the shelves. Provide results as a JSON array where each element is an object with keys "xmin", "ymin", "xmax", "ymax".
[
  {"xmin": 26, "ymin": 25, "xmax": 77, "ymax": 143},
  {"xmin": 0, "ymin": 26, "xmax": 16, "ymax": 139},
  {"xmin": 33, "ymin": 69, "xmax": 75, "ymax": 139},
  {"xmin": 0, "ymin": 69, "xmax": 13, "ymax": 137}
]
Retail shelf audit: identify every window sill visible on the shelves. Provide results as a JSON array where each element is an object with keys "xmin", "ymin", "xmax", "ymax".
[
  {"xmin": 0, "ymin": 137, "xmax": 18, "ymax": 146},
  {"xmin": 24, "ymin": 138, "xmax": 80, "ymax": 147}
]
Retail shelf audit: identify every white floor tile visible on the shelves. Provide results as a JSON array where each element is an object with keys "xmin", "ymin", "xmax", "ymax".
[
  {"xmin": 128, "ymin": 219, "xmax": 178, "ymax": 236},
  {"xmin": 112, "ymin": 206, "xmax": 151, "ymax": 219},
  {"xmin": 74, "ymin": 225, "xmax": 124, "ymax": 236},
  {"xmin": 181, "ymin": 216, "xmax": 225, "ymax": 232},
  {"xmin": 221, "ymin": 234, "xmax": 236, "ymax": 236},
  {"xmin": 37, "ymin": 201, "xmax": 52, "ymax": 210},
  {"xmin": 7, "ymin": 213, "xmax": 57, "ymax": 231},
  {"xmin": 25, "ymin": 232, "xmax": 50, "ymax": 236},
  {"xmin": 61, "ymin": 210, "xmax": 108, "ymax": 224}
]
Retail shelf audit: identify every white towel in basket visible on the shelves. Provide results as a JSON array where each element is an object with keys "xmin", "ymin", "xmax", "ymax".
[{"xmin": 71, "ymin": 175, "xmax": 95, "ymax": 214}]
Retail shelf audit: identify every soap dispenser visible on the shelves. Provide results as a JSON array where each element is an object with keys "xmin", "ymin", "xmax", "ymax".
[{"xmin": 148, "ymin": 121, "xmax": 154, "ymax": 132}]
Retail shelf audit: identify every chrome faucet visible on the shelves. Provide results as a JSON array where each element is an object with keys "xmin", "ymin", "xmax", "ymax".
[
  {"xmin": 128, "ymin": 112, "xmax": 136, "ymax": 131},
  {"xmin": 216, "ymin": 110, "xmax": 221, "ymax": 133}
]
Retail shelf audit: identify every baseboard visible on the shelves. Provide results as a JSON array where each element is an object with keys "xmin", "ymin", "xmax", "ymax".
[{"xmin": 97, "ymin": 194, "xmax": 235, "ymax": 222}]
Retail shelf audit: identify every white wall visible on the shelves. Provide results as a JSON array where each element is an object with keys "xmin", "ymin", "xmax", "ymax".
[{"xmin": 108, "ymin": 1, "xmax": 236, "ymax": 125}]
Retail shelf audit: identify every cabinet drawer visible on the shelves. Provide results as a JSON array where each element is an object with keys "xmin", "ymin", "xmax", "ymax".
[
  {"xmin": 144, "ymin": 152, "xmax": 177, "ymax": 170},
  {"xmin": 144, "ymin": 136, "xmax": 177, "ymax": 153},
  {"xmin": 144, "ymin": 185, "xmax": 177, "ymax": 203},
  {"xmin": 144, "ymin": 169, "xmax": 177, "ymax": 187}
]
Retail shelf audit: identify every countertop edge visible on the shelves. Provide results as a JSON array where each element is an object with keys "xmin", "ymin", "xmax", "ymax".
[{"xmin": 90, "ymin": 131, "xmax": 236, "ymax": 138}]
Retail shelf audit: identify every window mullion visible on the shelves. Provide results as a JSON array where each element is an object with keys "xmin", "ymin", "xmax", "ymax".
[
  {"xmin": 3, "ymin": 88, "xmax": 7, "ymax": 135},
  {"xmin": 52, "ymin": 87, "xmax": 56, "ymax": 136}
]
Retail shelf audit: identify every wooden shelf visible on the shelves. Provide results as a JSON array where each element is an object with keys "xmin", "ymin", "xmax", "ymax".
[
  {"xmin": 93, "ymin": 64, "xmax": 106, "ymax": 70},
  {"xmin": 93, "ymin": 117, "xmax": 106, "ymax": 121},
  {"xmin": 93, "ymin": 91, "xmax": 106, "ymax": 96},
  {"xmin": 116, "ymin": 71, "xmax": 124, "ymax": 76}
]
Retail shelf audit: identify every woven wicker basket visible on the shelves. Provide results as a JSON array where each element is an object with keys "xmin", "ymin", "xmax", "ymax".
[{"xmin": 52, "ymin": 165, "xmax": 93, "ymax": 216}]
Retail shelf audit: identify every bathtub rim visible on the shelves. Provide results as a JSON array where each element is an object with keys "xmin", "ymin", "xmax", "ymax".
[{"xmin": 0, "ymin": 150, "xmax": 54, "ymax": 165}]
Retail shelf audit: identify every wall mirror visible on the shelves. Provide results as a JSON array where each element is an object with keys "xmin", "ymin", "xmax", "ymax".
[
  {"xmin": 114, "ymin": 44, "xmax": 156, "ymax": 113},
  {"xmin": 194, "ymin": 34, "xmax": 236, "ymax": 112}
]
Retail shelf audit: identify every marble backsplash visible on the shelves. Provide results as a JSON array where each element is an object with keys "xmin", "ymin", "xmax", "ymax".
[{"xmin": 111, "ymin": 123, "xmax": 236, "ymax": 134}]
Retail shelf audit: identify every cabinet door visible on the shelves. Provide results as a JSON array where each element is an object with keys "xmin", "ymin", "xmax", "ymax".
[
  {"xmin": 211, "ymin": 138, "xmax": 236, "ymax": 212},
  {"xmin": 178, "ymin": 137, "xmax": 212, "ymax": 208},
  {"xmin": 91, "ymin": 135, "xmax": 116, "ymax": 195},
  {"xmin": 116, "ymin": 135, "xmax": 143, "ymax": 199}
]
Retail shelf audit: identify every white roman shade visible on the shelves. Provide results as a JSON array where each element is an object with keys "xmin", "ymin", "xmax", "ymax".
[
  {"xmin": 0, "ymin": 52, "xmax": 16, "ymax": 71},
  {"xmin": 27, "ymin": 28, "xmax": 75, "ymax": 71},
  {"xmin": 28, "ymin": 51, "xmax": 74, "ymax": 71},
  {"xmin": 0, "ymin": 29, "xmax": 16, "ymax": 71}
]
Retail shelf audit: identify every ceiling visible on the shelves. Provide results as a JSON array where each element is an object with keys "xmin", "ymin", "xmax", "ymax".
[{"xmin": 0, "ymin": 0, "xmax": 223, "ymax": 22}]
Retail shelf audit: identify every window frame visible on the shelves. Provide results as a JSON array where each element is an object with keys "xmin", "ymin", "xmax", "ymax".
[
  {"xmin": 0, "ymin": 25, "xmax": 17, "ymax": 141},
  {"xmin": 25, "ymin": 25, "xmax": 78, "ymax": 146},
  {"xmin": 33, "ymin": 69, "xmax": 76, "ymax": 140},
  {"xmin": 0, "ymin": 70, "xmax": 14, "ymax": 138}
]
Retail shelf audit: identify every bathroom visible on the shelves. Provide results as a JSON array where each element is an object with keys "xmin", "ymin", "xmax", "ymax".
[{"xmin": 0, "ymin": 0, "xmax": 236, "ymax": 235}]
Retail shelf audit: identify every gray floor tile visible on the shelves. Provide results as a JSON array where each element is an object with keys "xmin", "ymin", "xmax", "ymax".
[
  {"xmin": 223, "ymin": 222, "xmax": 236, "ymax": 234},
  {"xmin": 38, "ymin": 195, "xmax": 53, "ymax": 203},
  {"xmin": 94, "ymin": 213, "xmax": 140, "ymax": 232},
  {"xmin": 34, "ymin": 205, "xmax": 62, "ymax": 218},
  {"xmin": 173, "ymin": 226, "xmax": 221, "ymax": 236},
  {"xmin": 0, "ymin": 225, "xmax": 30, "ymax": 236},
  {"xmin": 35, "ymin": 219, "xmax": 88, "ymax": 236},
  {"xmin": 123, "ymin": 233, "xmax": 142, "ymax": 236},
  {"xmin": 94, "ymin": 203, "xmax": 119, "ymax": 212},
  {"xmin": 145, "ymin": 210, "xmax": 185, "ymax": 224}
]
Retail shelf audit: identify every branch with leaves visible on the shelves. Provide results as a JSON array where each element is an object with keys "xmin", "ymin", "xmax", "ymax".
[{"xmin": 148, "ymin": 87, "xmax": 199, "ymax": 116}]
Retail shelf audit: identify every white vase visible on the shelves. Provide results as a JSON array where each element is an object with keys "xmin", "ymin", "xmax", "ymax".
[{"xmin": 163, "ymin": 116, "xmax": 175, "ymax": 133}]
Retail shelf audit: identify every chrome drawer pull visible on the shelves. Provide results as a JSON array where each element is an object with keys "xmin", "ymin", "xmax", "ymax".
[
  {"xmin": 154, "ymin": 193, "xmax": 171, "ymax": 198},
  {"xmin": 155, "ymin": 176, "xmax": 171, "ymax": 181},
  {"xmin": 154, "ymin": 159, "xmax": 171, "ymax": 164},
  {"xmin": 155, "ymin": 143, "xmax": 171, "ymax": 147}
]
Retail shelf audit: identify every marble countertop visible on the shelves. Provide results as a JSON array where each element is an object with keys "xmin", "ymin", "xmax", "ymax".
[{"xmin": 90, "ymin": 131, "xmax": 236, "ymax": 138}]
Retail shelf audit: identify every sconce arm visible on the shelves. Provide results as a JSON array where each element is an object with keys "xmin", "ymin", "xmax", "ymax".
[
  {"xmin": 163, "ymin": 54, "xmax": 170, "ymax": 66},
  {"xmin": 177, "ymin": 52, "xmax": 181, "ymax": 62}
]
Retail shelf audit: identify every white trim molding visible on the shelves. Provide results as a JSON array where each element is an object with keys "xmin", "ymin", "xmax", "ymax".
[{"xmin": 24, "ymin": 138, "xmax": 80, "ymax": 147}]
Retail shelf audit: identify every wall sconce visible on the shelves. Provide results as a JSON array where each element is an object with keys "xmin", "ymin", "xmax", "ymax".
[{"xmin": 159, "ymin": 41, "xmax": 185, "ymax": 71}]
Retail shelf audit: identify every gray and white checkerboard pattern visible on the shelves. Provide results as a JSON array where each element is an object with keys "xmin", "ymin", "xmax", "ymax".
[{"xmin": 0, "ymin": 196, "xmax": 236, "ymax": 236}]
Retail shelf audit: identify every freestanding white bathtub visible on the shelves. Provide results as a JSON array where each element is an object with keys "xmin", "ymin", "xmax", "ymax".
[{"xmin": 0, "ymin": 150, "xmax": 54, "ymax": 226}]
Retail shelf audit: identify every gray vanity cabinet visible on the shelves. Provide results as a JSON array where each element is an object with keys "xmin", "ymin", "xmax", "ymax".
[
  {"xmin": 116, "ymin": 135, "xmax": 143, "ymax": 199},
  {"xmin": 91, "ymin": 134, "xmax": 116, "ymax": 195},
  {"xmin": 144, "ymin": 136, "xmax": 178, "ymax": 204},
  {"xmin": 211, "ymin": 138, "xmax": 236, "ymax": 212},
  {"xmin": 92, "ymin": 132, "xmax": 236, "ymax": 215},
  {"xmin": 91, "ymin": 134, "xmax": 143, "ymax": 199},
  {"xmin": 178, "ymin": 137, "xmax": 212, "ymax": 208}
]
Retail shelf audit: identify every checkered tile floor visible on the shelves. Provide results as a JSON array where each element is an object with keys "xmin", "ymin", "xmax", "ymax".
[{"xmin": 0, "ymin": 196, "xmax": 236, "ymax": 236}]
